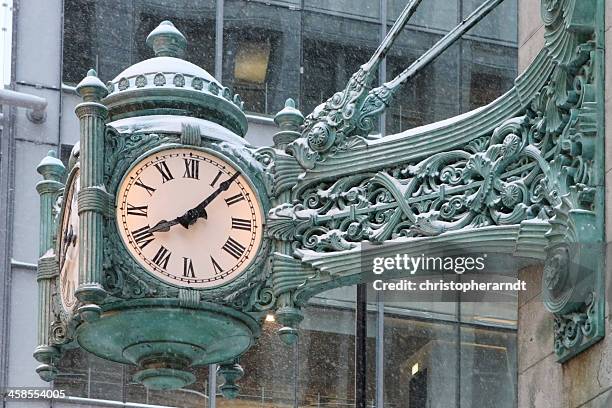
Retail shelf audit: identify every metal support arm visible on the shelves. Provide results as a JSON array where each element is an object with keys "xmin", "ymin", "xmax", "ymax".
[{"xmin": 264, "ymin": 0, "xmax": 606, "ymax": 363}]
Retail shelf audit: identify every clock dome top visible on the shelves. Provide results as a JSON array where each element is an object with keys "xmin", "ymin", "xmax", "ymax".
[{"xmin": 102, "ymin": 21, "xmax": 247, "ymax": 136}]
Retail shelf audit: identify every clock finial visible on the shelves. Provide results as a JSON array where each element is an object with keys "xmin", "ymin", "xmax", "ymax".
[
  {"xmin": 273, "ymin": 98, "xmax": 304, "ymax": 149},
  {"xmin": 76, "ymin": 69, "xmax": 108, "ymax": 102},
  {"xmin": 146, "ymin": 20, "xmax": 187, "ymax": 58},
  {"xmin": 37, "ymin": 150, "xmax": 65, "ymax": 182}
]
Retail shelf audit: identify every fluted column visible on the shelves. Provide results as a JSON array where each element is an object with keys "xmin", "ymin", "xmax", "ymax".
[
  {"xmin": 272, "ymin": 99, "xmax": 305, "ymax": 344},
  {"xmin": 33, "ymin": 150, "xmax": 65, "ymax": 381},
  {"xmin": 74, "ymin": 69, "xmax": 109, "ymax": 321}
]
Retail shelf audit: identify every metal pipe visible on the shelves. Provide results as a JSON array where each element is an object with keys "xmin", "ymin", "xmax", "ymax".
[
  {"xmin": 208, "ymin": 363, "xmax": 217, "ymax": 408},
  {"xmin": 378, "ymin": 0, "xmax": 387, "ymax": 137},
  {"xmin": 61, "ymin": 83, "xmax": 78, "ymax": 93},
  {"xmin": 0, "ymin": 87, "xmax": 47, "ymax": 122},
  {"xmin": 385, "ymin": 0, "xmax": 506, "ymax": 90},
  {"xmin": 177, "ymin": 388, "xmax": 209, "ymax": 401},
  {"xmin": 375, "ymin": 292, "xmax": 384, "ymax": 408},
  {"xmin": 10, "ymin": 258, "xmax": 37, "ymax": 270},
  {"xmin": 214, "ymin": 0, "xmax": 224, "ymax": 82},
  {"xmin": 53, "ymin": 396, "xmax": 176, "ymax": 408},
  {"xmin": 355, "ymin": 284, "xmax": 367, "ymax": 408},
  {"xmin": 362, "ymin": 0, "xmax": 423, "ymax": 73}
]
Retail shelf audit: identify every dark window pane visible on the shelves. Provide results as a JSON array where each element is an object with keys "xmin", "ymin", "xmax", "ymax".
[
  {"xmin": 460, "ymin": 0, "xmax": 518, "ymax": 113},
  {"xmin": 63, "ymin": 0, "xmax": 96, "ymax": 83},
  {"xmin": 460, "ymin": 326, "xmax": 517, "ymax": 408},
  {"xmin": 385, "ymin": 29, "xmax": 461, "ymax": 134},
  {"xmin": 384, "ymin": 314, "xmax": 458, "ymax": 408},
  {"xmin": 384, "ymin": 0, "xmax": 517, "ymax": 134},
  {"xmin": 298, "ymin": 286, "xmax": 377, "ymax": 407},
  {"xmin": 222, "ymin": 321, "xmax": 296, "ymax": 405},
  {"xmin": 63, "ymin": 0, "xmax": 216, "ymax": 84},
  {"xmin": 223, "ymin": 0, "xmax": 301, "ymax": 115},
  {"xmin": 301, "ymin": 10, "xmax": 381, "ymax": 116},
  {"xmin": 461, "ymin": 0, "xmax": 517, "ymax": 43},
  {"xmin": 306, "ymin": 0, "xmax": 380, "ymax": 21},
  {"xmin": 387, "ymin": 0, "xmax": 458, "ymax": 31},
  {"xmin": 461, "ymin": 40, "xmax": 518, "ymax": 112}
]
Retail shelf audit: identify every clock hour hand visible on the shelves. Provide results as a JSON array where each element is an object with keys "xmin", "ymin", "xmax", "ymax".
[{"xmin": 148, "ymin": 218, "xmax": 181, "ymax": 233}]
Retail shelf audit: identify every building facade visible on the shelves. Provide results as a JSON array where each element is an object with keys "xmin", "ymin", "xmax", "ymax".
[
  {"xmin": 0, "ymin": 0, "xmax": 535, "ymax": 407},
  {"xmin": 516, "ymin": 1, "xmax": 612, "ymax": 407}
]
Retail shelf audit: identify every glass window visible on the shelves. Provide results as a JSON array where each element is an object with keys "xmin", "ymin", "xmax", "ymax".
[
  {"xmin": 223, "ymin": 0, "xmax": 301, "ymax": 115},
  {"xmin": 133, "ymin": 1, "xmax": 217, "ymax": 73},
  {"xmin": 63, "ymin": 0, "xmax": 97, "ymax": 84},
  {"xmin": 384, "ymin": 0, "xmax": 517, "ymax": 134},
  {"xmin": 460, "ymin": 326, "xmax": 517, "ymax": 408},
  {"xmin": 299, "ymin": 305, "xmax": 358, "ymax": 406},
  {"xmin": 384, "ymin": 313, "xmax": 459, "ymax": 408},
  {"xmin": 301, "ymin": 9, "xmax": 381, "ymax": 116},
  {"xmin": 459, "ymin": 0, "xmax": 518, "ymax": 113},
  {"xmin": 385, "ymin": 30, "xmax": 461, "ymax": 133},
  {"xmin": 461, "ymin": 0, "xmax": 518, "ymax": 43},
  {"xmin": 63, "ymin": 0, "xmax": 216, "ymax": 84},
  {"xmin": 306, "ymin": 0, "xmax": 380, "ymax": 22},
  {"xmin": 218, "ymin": 322, "xmax": 296, "ymax": 406},
  {"xmin": 387, "ymin": 0, "xmax": 458, "ymax": 32},
  {"xmin": 461, "ymin": 40, "xmax": 518, "ymax": 112},
  {"xmin": 54, "ymin": 349, "xmax": 211, "ymax": 406}
]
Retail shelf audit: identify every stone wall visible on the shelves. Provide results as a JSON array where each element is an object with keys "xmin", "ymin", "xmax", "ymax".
[{"xmin": 517, "ymin": 1, "xmax": 612, "ymax": 407}]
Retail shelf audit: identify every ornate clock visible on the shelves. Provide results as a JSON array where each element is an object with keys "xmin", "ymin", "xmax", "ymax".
[
  {"xmin": 32, "ymin": 21, "xmax": 269, "ymax": 393},
  {"xmin": 115, "ymin": 147, "xmax": 264, "ymax": 289},
  {"xmin": 57, "ymin": 166, "xmax": 80, "ymax": 312},
  {"xmin": 34, "ymin": 3, "xmax": 608, "ymax": 398}
]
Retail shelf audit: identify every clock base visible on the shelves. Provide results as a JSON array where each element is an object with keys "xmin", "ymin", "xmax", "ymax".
[
  {"xmin": 75, "ymin": 299, "xmax": 260, "ymax": 390},
  {"xmin": 133, "ymin": 367, "xmax": 196, "ymax": 390}
]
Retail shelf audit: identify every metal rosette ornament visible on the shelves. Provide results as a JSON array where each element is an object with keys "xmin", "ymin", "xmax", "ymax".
[{"xmin": 542, "ymin": 197, "xmax": 602, "ymax": 361}]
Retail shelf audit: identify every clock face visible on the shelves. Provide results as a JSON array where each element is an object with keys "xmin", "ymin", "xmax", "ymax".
[
  {"xmin": 116, "ymin": 147, "xmax": 264, "ymax": 289},
  {"xmin": 58, "ymin": 168, "xmax": 80, "ymax": 312}
]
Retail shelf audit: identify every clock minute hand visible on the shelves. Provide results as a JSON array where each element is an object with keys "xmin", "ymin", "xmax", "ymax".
[
  {"xmin": 150, "ymin": 172, "xmax": 241, "ymax": 232},
  {"xmin": 183, "ymin": 171, "xmax": 241, "ymax": 224}
]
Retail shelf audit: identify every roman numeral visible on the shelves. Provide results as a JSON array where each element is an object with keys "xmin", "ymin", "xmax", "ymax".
[
  {"xmin": 222, "ymin": 237, "xmax": 245, "ymax": 260},
  {"xmin": 225, "ymin": 193, "xmax": 245, "ymax": 206},
  {"xmin": 183, "ymin": 257, "xmax": 195, "ymax": 278},
  {"xmin": 151, "ymin": 246, "xmax": 171, "ymax": 269},
  {"xmin": 183, "ymin": 159, "xmax": 200, "ymax": 179},
  {"xmin": 127, "ymin": 203, "xmax": 148, "ymax": 217},
  {"xmin": 154, "ymin": 161, "xmax": 174, "ymax": 183},
  {"xmin": 211, "ymin": 256, "xmax": 223, "ymax": 275},
  {"xmin": 135, "ymin": 179, "xmax": 156, "ymax": 196},
  {"xmin": 231, "ymin": 217, "xmax": 252, "ymax": 231},
  {"xmin": 210, "ymin": 170, "xmax": 223, "ymax": 187},
  {"xmin": 132, "ymin": 225, "xmax": 155, "ymax": 249}
]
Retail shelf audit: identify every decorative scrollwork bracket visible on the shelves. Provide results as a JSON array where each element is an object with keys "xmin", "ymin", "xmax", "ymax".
[{"xmin": 264, "ymin": 0, "xmax": 605, "ymax": 363}]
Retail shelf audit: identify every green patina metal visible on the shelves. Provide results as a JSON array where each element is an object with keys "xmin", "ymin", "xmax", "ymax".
[
  {"xmin": 34, "ymin": 150, "xmax": 64, "ymax": 381},
  {"xmin": 265, "ymin": 0, "xmax": 606, "ymax": 363},
  {"xmin": 34, "ymin": 0, "xmax": 606, "ymax": 397}
]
